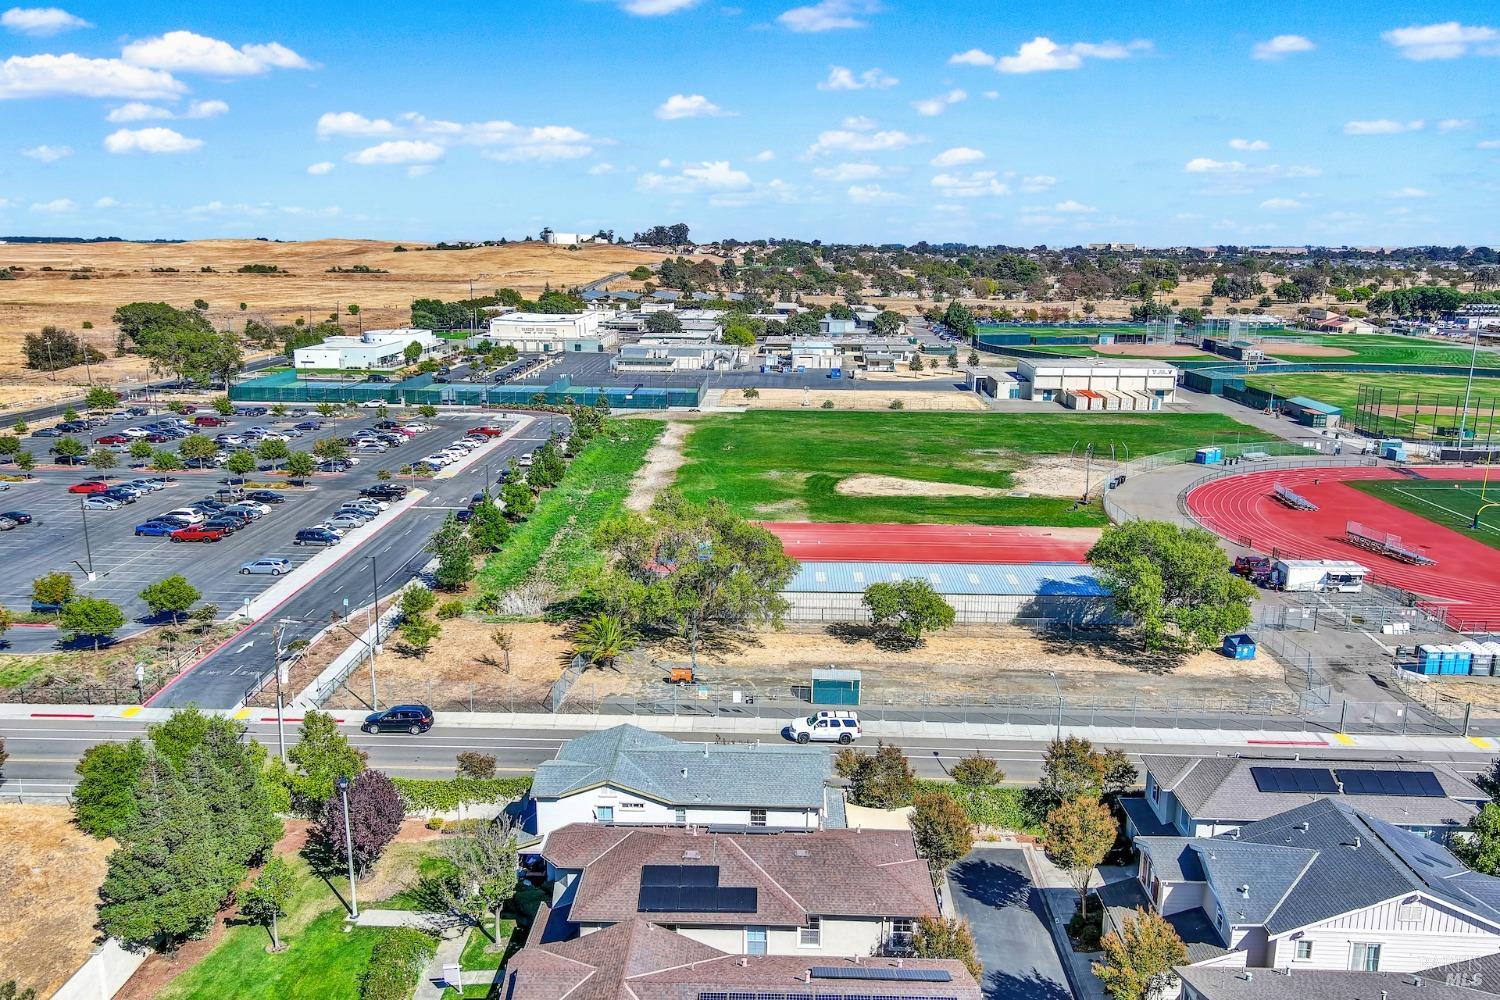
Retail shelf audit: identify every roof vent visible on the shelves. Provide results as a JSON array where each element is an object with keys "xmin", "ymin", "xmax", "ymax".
[
  {"xmin": 803, "ymin": 970, "xmax": 810, "ymax": 983},
  {"xmin": 740, "ymin": 958, "xmax": 748, "ymax": 968},
  {"xmin": 683, "ymin": 850, "xmax": 701, "ymax": 860},
  {"xmin": 1239, "ymin": 972, "xmax": 1253, "ymax": 983},
  {"xmin": 794, "ymin": 849, "xmax": 810, "ymax": 858},
  {"xmin": 681, "ymin": 768, "xmax": 688, "ymax": 778},
  {"xmin": 1352, "ymin": 836, "xmax": 1361, "ymax": 850},
  {"xmin": 1295, "ymin": 821, "xmax": 1309, "ymax": 831},
  {"xmin": 1238, "ymin": 884, "xmax": 1250, "ymax": 898}
]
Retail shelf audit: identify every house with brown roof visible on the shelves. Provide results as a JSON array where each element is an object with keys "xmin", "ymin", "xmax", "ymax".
[
  {"xmin": 505, "ymin": 917, "xmax": 982, "ymax": 999},
  {"xmin": 538, "ymin": 824, "xmax": 940, "ymax": 959}
]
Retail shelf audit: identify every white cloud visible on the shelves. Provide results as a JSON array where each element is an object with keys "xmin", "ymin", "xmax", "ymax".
[
  {"xmin": 93, "ymin": 195, "xmax": 117, "ymax": 208},
  {"xmin": 30, "ymin": 196, "xmax": 73, "ymax": 212},
  {"xmin": 638, "ymin": 159, "xmax": 752, "ymax": 194},
  {"xmin": 982, "ymin": 90, "xmax": 999, "ymax": 100},
  {"xmin": 612, "ymin": 0, "xmax": 700, "ymax": 13},
  {"xmin": 307, "ymin": 161, "xmax": 335, "ymax": 175},
  {"xmin": 1343, "ymin": 119, "xmax": 1424, "ymax": 135},
  {"xmin": 1054, "ymin": 199, "xmax": 1094, "ymax": 213},
  {"xmin": 777, "ymin": 0, "xmax": 878, "ymax": 33},
  {"xmin": 840, "ymin": 114, "xmax": 877, "ymax": 130},
  {"xmin": 20, "ymin": 143, "xmax": 70, "ymax": 161},
  {"xmin": 587, "ymin": 162, "xmax": 615, "ymax": 174},
  {"xmin": 317, "ymin": 111, "xmax": 395, "ymax": 137},
  {"xmin": 122, "ymin": 31, "xmax": 312, "ymax": 76},
  {"xmin": 1387, "ymin": 186, "xmax": 1430, "ymax": 198},
  {"xmin": 1229, "ymin": 137, "xmax": 1269, "ymax": 151},
  {"xmin": 912, "ymin": 88, "xmax": 966, "ymax": 116},
  {"xmin": 186, "ymin": 98, "xmax": 228, "ymax": 119},
  {"xmin": 1480, "ymin": 139, "xmax": 1500, "ymax": 150},
  {"xmin": 107, "ymin": 101, "xmax": 171, "ymax": 122},
  {"xmin": 1186, "ymin": 157, "xmax": 1246, "ymax": 173},
  {"xmin": 346, "ymin": 140, "xmax": 443, "ymax": 165},
  {"xmin": 104, "ymin": 126, "xmax": 202, "ymax": 154},
  {"xmin": 1020, "ymin": 174, "xmax": 1057, "ymax": 192},
  {"xmin": 847, "ymin": 184, "xmax": 903, "ymax": 204},
  {"xmin": 930, "ymin": 146, "xmax": 985, "ymax": 167},
  {"xmin": 0, "ymin": 53, "xmax": 185, "ymax": 100},
  {"xmin": 1259, "ymin": 197, "xmax": 1303, "ymax": 209},
  {"xmin": 1183, "ymin": 157, "xmax": 1321, "ymax": 181},
  {"xmin": 818, "ymin": 65, "xmax": 897, "ymax": 90},
  {"xmin": 995, "ymin": 37, "xmax": 1149, "ymax": 74},
  {"xmin": 1382, "ymin": 22, "xmax": 1499, "ymax": 61},
  {"xmin": 948, "ymin": 48, "xmax": 996, "ymax": 67},
  {"xmin": 931, "ymin": 170, "xmax": 1010, "ymax": 197},
  {"xmin": 1251, "ymin": 34, "xmax": 1315, "ymax": 60},
  {"xmin": 751, "ymin": 149, "xmax": 776, "ymax": 162},
  {"xmin": 806, "ymin": 120, "xmax": 921, "ymax": 156},
  {"xmin": 1, "ymin": 6, "xmax": 90, "ymax": 36},
  {"xmin": 813, "ymin": 162, "xmax": 884, "ymax": 181},
  {"xmin": 655, "ymin": 93, "xmax": 728, "ymax": 120},
  {"xmin": 1438, "ymin": 118, "xmax": 1475, "ymax": 131}
]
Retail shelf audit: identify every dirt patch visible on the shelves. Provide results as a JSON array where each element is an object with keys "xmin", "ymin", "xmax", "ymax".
[
  {"xmin": 0, "ymin": 804, "xmax": 114, "ymax": 998},
  {"xmin": 1264, "ymin": 344, "xmax": 1356, "ymax": 358},
  {"xmin": 1092, "ymin": 343, "xmax": 1211, "ymax": 358},
  {"xmin": 1010, "ymin": 455, "xmax": 1118, "ymax": 498},
  {"xmin": 626, "ymin": 420, "xmax": 691, "ymax": 512},
  {"xmin": 720, "ymin": 388, "xmax": 986, "ymax": 412},
  {"xmin": 835, "ymin": 474, "xmax": 1007, "ymax": 499}
]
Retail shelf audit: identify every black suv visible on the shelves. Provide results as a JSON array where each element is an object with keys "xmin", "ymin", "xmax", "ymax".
[
  {"xmin": 362, "ymin": 704, "xmax": 434, "ymax": 735},
  {"xmin": 362, "ymin": 484, "xmax": 407, "ymax": 500},
  {"xmin": 245, "ymin": 490, "xmax": 287, "ymax": 504}
]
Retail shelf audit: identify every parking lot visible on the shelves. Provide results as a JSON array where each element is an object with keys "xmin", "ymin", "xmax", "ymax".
[{"xmin": 2, "ymin": 408, "xmax": 542, "ymax": 621}]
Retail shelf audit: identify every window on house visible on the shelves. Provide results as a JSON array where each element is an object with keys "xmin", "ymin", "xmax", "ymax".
[
  {"xmin": 798, "ymin": 917, "xmax": 821, "ymax": 947},
  {"xmin": 1351, "ymin": 943, "xmax": 1381, "ymax": 972},
  {"xmin": 596, "ymin": 806, "xmax": 613, "ymax": 823},
  {"xmin": 891, "ymin": 918, "xmax": 914, "ymax": 948},
  {"xmin": 674, "ymin": 808, "xmax": 686, "ymax": 825},
  {"xmin": 1295, "ymin": 941, "xmax": 1313, "ymax": 960},
  {"xmin": 745, "ymin": 927, "xmax": 768, "ymax": 956},
  {"xmin": 750, "ymin": 808, "xmax": 767, "ymax": 827}
]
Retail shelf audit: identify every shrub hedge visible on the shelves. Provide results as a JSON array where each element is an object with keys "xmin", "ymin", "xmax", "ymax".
[
  {"xmin": 360, "ymin": 927, "xmax": 437, "ymax": 1000},
  {"xmin": 914, "ymin": 779, "xmax": 1047, "ymax": 836},
  {"xmin": 392, "ymin": 776, "xmax": 532, "ymax": 812}
]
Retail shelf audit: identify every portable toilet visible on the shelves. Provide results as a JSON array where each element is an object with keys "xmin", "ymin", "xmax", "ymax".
[
  {"xmin": 1222, "ymin": 634, "xmax": 1257, "ymax": 660},
  {"xmin": 1463, "ymin": 641, "xmax": 1490, "ymax": 675},
  {"xmin": 1195, "ymin": 447, "xmax": 1222, "ymax": 465},
  {"xmin": 1484, "ymin": 641, "xmax": 1500, "ymax": 676},
  {"xmin": 1416, "ymin": 644, "xmax": 1443, "ymax": 675}
]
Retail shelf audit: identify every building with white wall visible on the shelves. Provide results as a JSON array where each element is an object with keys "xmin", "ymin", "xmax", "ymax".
[
  {"xmin": 529, "ymin": 725, "xmax": 846, "ymax": 839},
  {"xmin": 292, "ymin": 328, "xmax": 437, "ymax": 370},
  {"xmin": 1015, "ymin": 358, "xmax": 1178, "ymax": 407},
  {"xmin": 482, "ymin": 310, "xmax": 615, "ymax": 353}
]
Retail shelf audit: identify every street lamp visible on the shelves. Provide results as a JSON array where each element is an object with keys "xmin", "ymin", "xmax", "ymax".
[
  {"xmin": 336, "ymin": 775, "xmax": 360, "ymax": 919},
  {"xmin": 78, "ymin": 496, "xmax": 95, "ymax": 579},
  {"xmin": 1049, "ymin": 671, "xmax": 1062, "ymax": 742},
  {"xmin": 364, "ymin": 555, "xmax": 381, "ymax": 709}
]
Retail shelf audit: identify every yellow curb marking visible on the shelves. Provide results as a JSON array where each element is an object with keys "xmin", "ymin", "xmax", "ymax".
[
  {"xmin": 121, "ymin": 706, "xmax": 142, "ymax": 718},
  {"xmin": 1331, "ymin": 732, "xmax": 1355, "ymax": 746}
]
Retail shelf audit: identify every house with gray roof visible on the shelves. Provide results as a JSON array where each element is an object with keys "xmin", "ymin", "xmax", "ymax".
[
  {"xmin": 1177, "ymin": 964, "xmax": 1496, "ymax": 1000},
  {"xmin": 529, "ymin": 725, "xmax": 846, "ymax": 838},
  {"xmin": 1122, "ymin": 754, "xmax": 1484, "ymax": 840},
  {"xmin": 1120, "ymin": 798, "xmax": 1500, "ymax": 976}
]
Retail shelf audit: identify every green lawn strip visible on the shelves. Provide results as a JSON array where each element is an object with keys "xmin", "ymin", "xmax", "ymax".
[
  {"xmin": 1242, "ymin": 374, "xmax": 1500, "ymax": 431},
  {"xmin": 1258, "ymin": 335, "xmax": 1489, "ymax": 367},
  {"xmin": 674, "ymin": 411, "xmax": 1256, "ymax": 526},
  {"xmin": 367, "ymin": 852, "xmax": 456, "ymax": 911},
  {"xmin": 1345, "ymin": 479, "xmax": 1500, "ymax": 552},
  {"xmin": 476, "ymin": 419, "xmax": 663, "ymax": 594},
  {"xmin": 0, "ymin": 658, "xmax": 51, "ymax": 688},
  {"xmin": 461, "ymin": 918, "xmax": 515, "ymax": 971},
  {"xmin": 914, "ymin": 780, "xmax": 1047, "ymax": 837}
]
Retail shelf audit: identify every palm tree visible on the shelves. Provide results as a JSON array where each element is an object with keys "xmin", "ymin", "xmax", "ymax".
[{"xmin": 572, "ymin": 614, "xmax": 634, "ymax": 668}]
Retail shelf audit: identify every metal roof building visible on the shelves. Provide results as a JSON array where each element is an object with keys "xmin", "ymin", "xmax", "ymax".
[{"xmin": 780, "ymin": 561, "xmax": 1116, "ymax": 625}]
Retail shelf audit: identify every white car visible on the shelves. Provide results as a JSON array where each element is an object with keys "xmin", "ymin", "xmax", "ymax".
[
  {"xmin": 240, "ymin": 557, "xmax": 291, "ymax": 576},
  {"xmin": 343, "ymin": 497, "xmax": 386, "ymax": 513},
  {"xmin": 785, "ymin": 710, "xmax": 862, "ymax": 745},
  {"xmin": 324, "ymin": 513, "xmax": 367, "ymax": 531},
  {"xmin": 163, "ymin": 508, "xmax": 206, "ymax": 525},
  {"xmin": 121, "ymin": 427, "xmax": 151, "ymax": 439},
  {"xmin": 516, "ymin": 452, "xmax": 534, "ymax": 467},
  {"xmin": 316, "ymin": 522, "xmax": 350, "ymax": 536},
  {"xmin": 359, "ymin": 399, "xmax": 387, "ymax": 408},
  {"xmin": 330, "ymin": 507, "xmax": 374, "ymax": 525},
  {"xmin": 82, "ymin": 496, "xmax": 123, "ymax": 511},
  {"xmin": 354, "ymin": 440, "xmax": 388, "ymax": 453},
  {"xmin": 422, "ymin": 453, "xmax": 454, "ymax": 466}
]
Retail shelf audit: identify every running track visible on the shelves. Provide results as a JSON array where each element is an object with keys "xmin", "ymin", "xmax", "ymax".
[
  {"xmin": 1185, "ymin": 466, "xmax": 1500, "ymax": 624},
  {"xmin": 760, "ymin": 522, "xmax": 1098, "ymax": 564}
]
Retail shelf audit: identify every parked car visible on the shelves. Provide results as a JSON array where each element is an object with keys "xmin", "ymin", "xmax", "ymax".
[
  {"xmin": 214, "ymin": 434, "xmax": 245, "ymax": 447},
  {"xmin": 358, "ymin": 399, "xmax": 387, "ymax": 408},
  {"xmin": 361, "ymin": 484, "xmax": 407, "ymax": 500},
  {"xmin": 194, "ymin": 416, "xmax": 227, "ymax": 427},
  {"xmin": 127, "ymin": 406, "xmax": 150, "ymax": 416},
  {"xmin": 785, "ymin": 710, "xmax": 862, "ymax": 745},
  {"xmin": 234, "ymin": 406, "xmax": 269, "ymax": 417},
  {"xmin": 82, "ymin": 496, "xmax": 123, "ymax": 511},
  {"xmin": 100, "ymin": 487, "xmax": 140, "ymax": 504},
  {"xmin": 294, "ymin": 420, "xmax": 323, "ymax": 431},
  {"xmin": 134, "ymin": 519, "xmax": 180, "ymax": 537},
  {"xmin": 95, "ymin": 434, "xmax": 129, "ymax": 446},
  {"xmin": 294, "ymin": 526, "xmax": 340, "ymax": 547},
  {"xmin": 467, "ymin": 425, "xmax": 505, "ymax": 438},
  {"xmin": 189, "ymin": 499, "xmax": 228, "ymax": 513},
  {"xmin": 170, "ymin": 526, "xmax": 225, "ymax": 543},
  {"xmin": 353, "ymin": 440, "xmax": 388, "ymax": 453},
  {"xmin": 202, "ymin": 516, "xmax": 245, "ymax": 534},
  {"xmin": 222, "ymin": 503, "xmax": 265, "ymax": 521},
  {"xmin": 361, "ymin": 704, "xmax": 434, "ymax": 735},
  {"xmin": 324, "ymin": 513, "xmax": 369, "ymax": 531},
  {"xmin": 31, "ymin": 597, "xmax": 72, "ymax": 614},
  {"xmin": 317, "ymin": 460, "xmax": 354, "ymax": 473},
  {"xmin": 343, "ymin": 496, "xmax": 387, "ymax": 512},
  {"xmin": 163, "ymin": 508, "xmax": 206, "ymax": 525},
  {"xmin": 31, "ymin": 427, "xmax": 62, "ymax": 438},
  {"xmin": 121, "ymin": 427, "xmax": 151, "ymax": 439},
  {"xmin": 1, "ymin": 511, "xmax": 33, "ymax": 525},
  {"xmin": 245, "ymin": 490, "xmax": 287, "ymax": 504},
  {"xmin": 0, "ymin": 517, "xmax": 16, "ymax": 531},
  {"xmin": 240, "ymin": 557, "xmax": 292, "ymax": 576},
  {"xmin": 68, "ymin": 481, "xmax": 110, "ymax": 494}
]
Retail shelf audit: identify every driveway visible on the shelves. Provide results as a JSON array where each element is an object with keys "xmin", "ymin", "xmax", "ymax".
[{"xmin": 948, "ymin": 847, "xmax": 1071, "ymax": 1000}]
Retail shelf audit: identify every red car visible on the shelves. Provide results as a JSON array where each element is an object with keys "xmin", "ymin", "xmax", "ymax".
[
  {"xmin": 170, "ymin": 526, "xmax": 225, "ymax": 543},
  {"xmin": 95, "ymin": 434, "xmax": 128, "ymax": 445},
  {"xmin": 467, "ymin": 426, "xmax": 504, "ymax": 438},
  {"xmin": 179, "ymin": 404, "xmax": 198, "ymax": 413},
  {"xmin": 194, "ymin": 415, "xmax": 226, "ymax": 427},
  {"xmin": 68, "ymin": 481, "xmax": 110, "ymax": 494}
]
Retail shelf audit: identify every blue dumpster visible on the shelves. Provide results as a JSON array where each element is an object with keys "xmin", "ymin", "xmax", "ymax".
[{"xmin": 1221, "ymin": 634, "xmax": 1257, "ymax": 659}]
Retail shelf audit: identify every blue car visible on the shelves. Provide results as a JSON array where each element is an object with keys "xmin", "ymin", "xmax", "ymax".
[{"xmin": 134, "ymin": 520, "xmax": 178, "ymax": 537}]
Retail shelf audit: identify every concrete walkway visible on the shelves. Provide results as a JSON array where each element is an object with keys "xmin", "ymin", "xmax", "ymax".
[{"xmin": 415, "ymin": 933, "xmax": 466, "ymax": 1000}]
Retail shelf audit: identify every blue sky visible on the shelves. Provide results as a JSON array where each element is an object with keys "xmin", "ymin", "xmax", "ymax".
[{"xmin": 0, "ymin": 0, "xmax": 1496, "ymax": 245}]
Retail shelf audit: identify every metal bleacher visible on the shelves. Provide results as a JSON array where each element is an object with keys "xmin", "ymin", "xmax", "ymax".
[
  {"xmin": 1345, "ymin": 520, "xmax": 1438, "ymax": 566},
  {"xmin": 1272, "ymin": 484, "xmax": 1318, "ymax": 511}
]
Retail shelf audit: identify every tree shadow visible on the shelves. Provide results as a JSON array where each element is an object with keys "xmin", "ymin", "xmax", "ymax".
[
  {"xmin": 949, "ymin": 857, "xmax": 1031, "ymax": 911},
  {"xmin": 983, "ymin": 969, "xmax": 1071, "ymax": 1000},
  {"xmin": 1033, "ymin": 627, "xmax": 1188, "ymax": 676},
  {"xmin": 825, "ymin": 622, "xmax": 922, "ymax": 652}
]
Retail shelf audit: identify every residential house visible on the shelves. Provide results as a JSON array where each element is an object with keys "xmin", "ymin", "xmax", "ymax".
[
  {"xmin": 540, "ymin": 824, "xmax": 938, "ymax": 958},
  {"xmin": 1111, "ymin": 798, "xmax": 1500, "ymax": 976},
  {"xmin": 505, "ymin": 917, "xmax": 981, "ymax": 999},
  {"xmin": 1177, "ymin": 965, "xmax": 1495, "ymax": 1000},
  {"xmin": 529, "ymin": 725, "xmax": 847, "ymax": 838},
  {"xmin": 1122, "ymin": 755, "xmax": 1484, "ymax": 840}
]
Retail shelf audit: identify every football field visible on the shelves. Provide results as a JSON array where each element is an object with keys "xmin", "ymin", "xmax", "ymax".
[{"xmin": 1348, "ymin": 478, "xmax": 1500, "ymax": 551}]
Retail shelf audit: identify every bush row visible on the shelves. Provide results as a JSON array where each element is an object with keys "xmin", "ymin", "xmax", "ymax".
[
  {"xmin": 391, "ymin": 776, "xmax": 532, "ymax": 812},
  {"xmin": 913, "ymin": 779, "xmax": 1048, "ymax": 836},
  {"xmin": 360, "ymin": 927, "xmax": 437, "ymax": 1000}
]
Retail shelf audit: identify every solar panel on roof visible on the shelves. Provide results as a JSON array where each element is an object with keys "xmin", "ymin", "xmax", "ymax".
[
  {"xmin": 808, "ymin": 966, "xmax": 952, "ymax": 983},
  {"xmin": 1336, "ymin": 769, "xmax": 1445, "ymax": 798},
  {"xmin": 641, "ymin": 864, "xmax": 720, "ymax": 887},
  {"xmin": 1250, "ymin": 766, "xmax": 1339, "ymax": 794}
]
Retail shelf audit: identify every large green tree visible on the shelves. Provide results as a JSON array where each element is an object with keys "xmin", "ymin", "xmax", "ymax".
[
  {"xmin": 1087, "ymin": 521, "xmax": 1254, "ymax": 652},
  {"xmin": 1043, "ymin": 795, "xmax": 1117, "ymax": 917},
  {"xmin": 59, "ymin": 597, "xmax": 126, "ymax": 650},
  {"xmin": 1092, "ymin": 907, "xmax": 1188, "ymax": 1000},
  {"xmin": 441, "ymin": 822, "xmax": 519, "ymax": 946},
  {"xmin": 74, "ymin": 740, "xmax": 147, "ymax": 838},
  {"xmin": 139, "ymin": 575, "xmax": 200, "ymax": 622},
  {"xmin": 286, "ymin": 710, "xmax": 367, "ymax": 813},
  {"xmin": 862, "ymin": 579, "xmax": 956, "ymax": 645},
  {"xmin": 910, "ymin": 791, "xmax": 974, "ymax": 881}
]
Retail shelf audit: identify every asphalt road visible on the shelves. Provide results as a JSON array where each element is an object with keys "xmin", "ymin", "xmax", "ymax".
[
  {"xmin": 3, "ymin": 718, "xmax": 1495, "ymax": 800},
  {"xmin": 148, "ymin": 413, "xmax": 568, "ymax": 708},
  {"xmin": 949, "ymin": 848, "xmax": 1070, "ymax": 1000}
]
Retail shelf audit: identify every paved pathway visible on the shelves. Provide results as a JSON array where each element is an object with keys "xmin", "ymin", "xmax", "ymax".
[
  {"xmin": 415, "ymin": 933, "xmax": 467, "ymax": 1000},
  {"xmin": 948, "ymin": 846, "xmax": 1072, "ymax": 1000}
]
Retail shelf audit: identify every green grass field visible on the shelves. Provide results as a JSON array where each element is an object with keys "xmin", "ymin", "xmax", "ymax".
[
  {"xmin": 1347, "ymin": 479, "xmax": 1500, "ymax": 551},
  {"xmin": 1242, "ymin": 373, "xmax": 1500, "ymax": 439},
  {"xmin": 673, "ymin": 410, "xmax": 1258, "ymax": 526},
  {"xmin": 1257, "ymin": 334, "xmax": 1492, "ymax": 367}
]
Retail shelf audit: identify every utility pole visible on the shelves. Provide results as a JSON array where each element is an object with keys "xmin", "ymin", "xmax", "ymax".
[{"xmin": 365, "ymin": 555, "xmax": 380, "ymax": 709}]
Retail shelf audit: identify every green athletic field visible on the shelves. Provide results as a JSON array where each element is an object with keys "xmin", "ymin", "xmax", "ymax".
[
  {"xmin": 1256, "ymin": 334, "xmax": 1491, "ymax": 367},
  {"xmin": 1347, "ymin": 479, "xmax": 1500, "ymax": 551},
  {"xmin": 673, "ymin": 410, "xmax": 1259, "ymax": 526},
  {"xmin": 1243, "ymin": 373, "xmax": 1500, "ymax": 414}
]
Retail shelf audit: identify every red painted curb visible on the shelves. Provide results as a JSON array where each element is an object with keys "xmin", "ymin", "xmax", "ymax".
[
  {"xmin": 1246, "ymin": 738, "xmax": 1328, "ymax": 746},
  {"xmin": 32, "ymin": 712, "xmax": 95, "ymax": 718}
]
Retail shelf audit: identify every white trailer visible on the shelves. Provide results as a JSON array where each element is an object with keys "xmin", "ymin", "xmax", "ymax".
[{"xmin": 1272, "ymin": 559, "xmax": 1369, "ymax": 593}]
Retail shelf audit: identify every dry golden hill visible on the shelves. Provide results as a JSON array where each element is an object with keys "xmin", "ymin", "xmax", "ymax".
[{"xmin": 0, "ymin": 238, "xmax": 663, "ymax": 394}]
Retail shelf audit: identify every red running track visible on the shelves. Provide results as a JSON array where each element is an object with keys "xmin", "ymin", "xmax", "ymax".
[
  {"xmin": 760, "ymin": 522, "xmax": 1098, "ymax": 564},
  {"xmin": 1185, "ymin": 466, "xmax": 1500, "ymax": 623}
]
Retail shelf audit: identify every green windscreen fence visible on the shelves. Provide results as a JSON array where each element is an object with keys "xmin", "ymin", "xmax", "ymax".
[{"xmin": 230, "ymin": 370, "xmax": 700, "ymax": 409}]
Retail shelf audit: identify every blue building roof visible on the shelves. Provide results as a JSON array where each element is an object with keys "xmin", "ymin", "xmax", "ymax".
[
  {"xmin": 1286, "ymin": 395, "xmax": 1342, "ymax": 415},
  {"xmin": 783, "ymin": 561, "xmax": 1108, "ymax": 597}
]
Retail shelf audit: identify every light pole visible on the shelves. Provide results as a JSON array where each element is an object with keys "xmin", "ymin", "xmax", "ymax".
[
  {"xmin": 1459, "ymin": 324, "xmax": 1482, "ymax": 450},
  {"xmin": 365, "ymin": 555, "xmax": 380, "ymax": 709},
  {"xmin": 336, "ymin": 775, "xmax": 359, "ymax": 919},
  {"xmin": 78, "ymin": 497, "xmax": 95, "ymax": 578},
  {"xmin": 1049, "ymin": 671, "xmax": 1062, "ymax": 742}
]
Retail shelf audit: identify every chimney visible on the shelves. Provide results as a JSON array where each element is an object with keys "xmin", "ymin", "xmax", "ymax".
[
  {"xmin": 897, "ymin": 959, "xmax": 904, "ymax": 969},
  {"xmin": 1381, "ymin": 992, "xmax": 1389, "ymax": 1000},
  {"xmin": 681, "ymin": 767, "xmax": 688, "ymax": 778},
  {"xmin": 1239, "ymin": 972, "xmax": 1253, "ymax": 983}
]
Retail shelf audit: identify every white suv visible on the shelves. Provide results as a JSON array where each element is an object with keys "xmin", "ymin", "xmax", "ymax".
[{"xmin": 786, "ymin": 710, "xmax": 862, "ymax": 745}]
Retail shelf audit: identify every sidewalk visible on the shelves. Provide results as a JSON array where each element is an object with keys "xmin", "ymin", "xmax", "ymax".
[{"xmin": 1023, "ymin": 846, "xmax": 1114, "ymax": 1000}]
